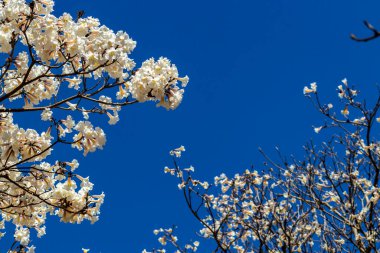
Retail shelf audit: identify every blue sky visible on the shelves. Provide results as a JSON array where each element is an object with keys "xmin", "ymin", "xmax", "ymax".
[{"xmin": 4, "ymin": 0, "xmax": 380, "ymax": 252}]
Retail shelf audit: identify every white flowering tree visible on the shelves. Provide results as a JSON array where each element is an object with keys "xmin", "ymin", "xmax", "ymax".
[
  {"xmin": 149, "ymin": 83, "xmax": 380, "ymax": 253},
  {"xmin": 144, "ymin": 24, "xmax": 380, "ymax": 253},
  {"xmin": 0, "ymin": 0, "xmax": 188, "ymax": 252}
]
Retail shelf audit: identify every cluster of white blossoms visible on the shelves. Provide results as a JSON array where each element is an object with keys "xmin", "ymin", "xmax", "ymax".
[
  {"xmin": 0, "ymin": 0, "xmax": 188, "ymax": 251},
  {"xmin": 71, "ymin": 121, "xmax": 106, "ymax": 155},
  {"xmin": 303, "ymin": 82, "xmax": 317, "ymax": 94},
  {"xmin": 0, "ymin": 158, "xmax": 104, "ymax": 250},
  {"xmin": 0, "ymin": 0, "xmax": 188, "ymax": 112},
  {"xmin": 143, "ymin": 227, "xmax": 199, "ymax": 253},
  {"xmin": 0, "ymin": 110, "xmax": 52, "ymax": 164},
  {"xmin": 128, "ymin": 58, "xmax": 189, "ymax": 110}
]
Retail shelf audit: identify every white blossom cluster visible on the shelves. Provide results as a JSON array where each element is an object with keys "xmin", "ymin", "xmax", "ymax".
[
  {"xmin": 0, "ymin": 0, "xmax": 188, "ymax": 111},
  {"xmin": 143, "ymin": 227, "xmax": 199, "ymax": 253},
  {"xmin": 0, "ymin": 157, "xmax": 104, "ymax": 251},
  {"xmin": 128, "ymin": 58, "xmax": 189, "ymax": 110},
  {"xmin": 0, "ymin": 0, "xmax": 188, "ymax": 251},
  {"xmin": 0, "ymin": 110, "xmax": 52, "ymax": 164}
]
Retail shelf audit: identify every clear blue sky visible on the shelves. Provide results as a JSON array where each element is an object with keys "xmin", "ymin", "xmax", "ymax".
[{"xmin": 4, "ymin": 0, "xmax": 380, "ymax": 252}]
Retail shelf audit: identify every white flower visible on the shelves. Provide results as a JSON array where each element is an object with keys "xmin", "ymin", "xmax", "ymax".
[
  {"xmin": 303, "ymin": 82, "xmax": 317, "ymax": 94},
  {"xmin": 64, "ymin": 78, "xmax": 82, "ymax": 90},
  {"xmin": 41, "ymin": 108, "xmax": 53, "ymax": 121},
  {"xmin": 116, "ymin": 85, "xmax": 129, "ymax": 100},
  {"xmin": 337, "ymin": 85, "xmax": 345, "ymax": 98},
  {"xmin": 314, "ymin": 126, "xmax": 323, "ymax": 134},
  {"xmin": 184, "ymin": 166, "xmax": 195, "ymax": 172},
  {"xmin": 66, "ymin": 102, "xmax": 77, "ymax": 110},
  {"xmin": 67, "ymin": 159, "xmax": 79, "ymax": 171},
  {"xmin": 341, "ymin": 106, "xmax": 349, "ymax": 116},
  {"xmin": 61, "ymin": 115, "xmax": 75, "ymax": 130},
  {"xmin": 107, "ymin": 111, "xmax": 119, "ymax": 125},
  {"xmin": 170, "ymin": 145, "xmax": 186, "ymax": 157},
  {"xmin": 158, "ymin": 236, "xmax": 167, "ymax": 245},
  {"xmin": 83, "ymin": 111, "xmax": 89, "ymax": 120},
  {"xmin": 14, "ymin": 226, "xmax": 30, "ymax": 246},
  {"xmin": 27, "ymin": 246, "xmax": 36, "ymax": 253},
  {"xmin": 178, "ymin": 75, "xmax": 189, "ymax": 87}
]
